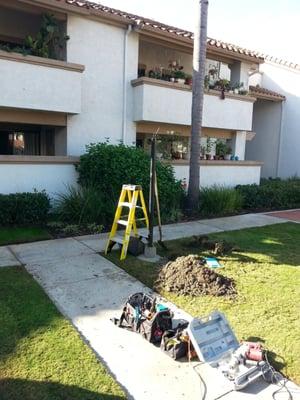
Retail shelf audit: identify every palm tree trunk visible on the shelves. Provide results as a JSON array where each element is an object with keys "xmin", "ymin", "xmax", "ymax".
[{"xmin": 187, "ymin": 0, "xmax": 209, "ymax": 211}]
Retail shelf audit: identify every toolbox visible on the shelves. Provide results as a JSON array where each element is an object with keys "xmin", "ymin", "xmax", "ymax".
[{"xmin": 187, "ymin": 311, "xmax": 270, "ymax": 390}]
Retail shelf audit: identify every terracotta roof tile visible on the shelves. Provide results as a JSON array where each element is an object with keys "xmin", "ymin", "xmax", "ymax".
[
  {"xmin": 52, "ymin": 0, "xmax": 300, "ymax": 68},
  {"xmin": 249, "ymin": 85, "xmax": 286, "ymax": 101},
  {"xmin": 54, "ymin": 0, "xmax": 264, "ymax": 61},
  {"xmin": 262, "ymin": 55, "xmax": 300, "ymax": 71}
]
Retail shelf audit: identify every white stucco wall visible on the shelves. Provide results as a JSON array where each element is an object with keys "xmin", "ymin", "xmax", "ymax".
[
  {"xmin": 173, "ymin": 164, "xmax": 261, "ymax": 187},
  {"xmin": 0, "ymin": 57, "xmax": 82, "ymax": 113},
  {"xmin": 257, "ymin": 62, "xmax": 300, "ymax": 178},
  {"xmin": 0, "ymin": 163, "xmax": 77, "ymax": 196},
  {"xmin": 246, "ymin": 99, "xmax": 282, "ymax": 177},
  {"xmin": 66, "ymin": 16, "xmax": 139, "ymax": 155},
  {"xmin": 133, "ymin": 83, "xmax": 254, "ymax": 131}
]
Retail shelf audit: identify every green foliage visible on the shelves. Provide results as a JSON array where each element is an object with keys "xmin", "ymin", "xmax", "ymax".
[
  {"xmin": 174, "ymin": 70, "xmax": 186, "ymax": 79},
  {"xmin": 236, "ymin": 177, "xmax": 300, "ymax": 210},
  {"xmin": 0, "ymin": 191, "xmax": 50, "ymax": 226},
  {"xmin": 24, "ymin": 14, "xmax": 69, "ymax": 59},
  {"xmin": 55, "ymin": 185, "xmax": 115, "ymax": 226},
  {"xmin": 0, "ymin": 14, "xmax": 68, "ymax": 59},
  {"xmin": 199, "ymin": 185, "xmax": 243, "ymax": 217},
  {"xmin": 76, "ymin": 143, "xmax": 184, "ymax": 223},
  {"xmin": 216, "ymin": 140, "xmax": 231, "ymax": 157}
]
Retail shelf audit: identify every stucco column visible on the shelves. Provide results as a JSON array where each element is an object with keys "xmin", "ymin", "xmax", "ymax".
[
  {"xmin": 231, "ymin": 131, "xmax": 247, "ymax": 160},
  {"xmin": 229, "ymin": 61, "xmax": 250, "ymax": 89}
]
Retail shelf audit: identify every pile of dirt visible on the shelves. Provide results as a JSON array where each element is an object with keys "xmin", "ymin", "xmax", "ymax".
[{"xmin": 154, "ymin": 255, "xmax": 236, "ymax": 297}]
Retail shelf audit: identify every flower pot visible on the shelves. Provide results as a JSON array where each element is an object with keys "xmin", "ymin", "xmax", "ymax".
[
  {"xmin": 225, "ymin": 154, "xmax": 232, "ymax": 160},
  {"xmin": 234, "ymin": 89, "xmax": 239, "ymax": 94},
  {"xmin": 206, "ymin": 154, "xmax": 211, "ymax": 160},
  {"xmin": 177, "ymin": 78, "xmax": 185, "ymax": 84},
  {"xmin": 170, "ymin": 77, "xmax": 175, "ymax": 83}
]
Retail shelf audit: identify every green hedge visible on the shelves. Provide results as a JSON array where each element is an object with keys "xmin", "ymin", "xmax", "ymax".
[
  {"xmin": 73, "ymin": 143, "xmax": 184, "ymax": 224},
  {"xmin": 55, "ymin": 185, "xmax": 116, "ymax": 227},
  {"xmin": 236, "ymin": 178, "xmax": 300, "ymax": 210},
  {"xmin": 199, "ymin": 186, "xmax": 243, "ymax": 217},
  {"xmin": 0, "ymin": 191, "xmax": 50, "ymax": 226}
]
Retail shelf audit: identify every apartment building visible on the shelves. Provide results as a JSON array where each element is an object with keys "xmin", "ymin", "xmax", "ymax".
[{"xmin": 0, "ymin": 0, "xmax": 286, "ymax": 196}]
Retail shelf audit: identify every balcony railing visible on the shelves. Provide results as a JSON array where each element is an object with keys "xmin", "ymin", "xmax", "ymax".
[
  {"xmin": 0, "ymin": 51, "xmax": 84, "ymax": 114},
  {"xmin": 132, "ymin": 77, "xmax": 256, "ymax": 131}
]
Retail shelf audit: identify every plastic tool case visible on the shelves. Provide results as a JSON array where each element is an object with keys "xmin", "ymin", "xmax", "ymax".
[{"xmin": 187, "ymin": 311, "xmax": 267, "ymax": 390}]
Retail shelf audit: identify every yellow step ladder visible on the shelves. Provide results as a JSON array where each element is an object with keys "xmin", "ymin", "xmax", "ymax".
[{"xmin": 105, "ymin": 184, "xmax": 149, "ymax": 260}]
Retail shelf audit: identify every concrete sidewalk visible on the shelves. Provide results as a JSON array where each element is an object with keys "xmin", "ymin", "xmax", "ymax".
[
  {"xmin": 1, "ymin": 213, "xmax": 299, "ymax": 399},
  {"xmin": 75, "ymin": 212, "xmax": 290, "ymax": 253}
]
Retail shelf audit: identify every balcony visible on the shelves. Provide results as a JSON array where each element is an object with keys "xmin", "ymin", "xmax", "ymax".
[
  {"xmin": 132, "ymin": 77, "xmax": 256, "ymax": 131},
  {"xmin": 0, "ymin": 51, "xmax": 84, "ymax": 114}
]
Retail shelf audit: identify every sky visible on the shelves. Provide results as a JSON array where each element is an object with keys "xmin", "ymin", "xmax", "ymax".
[{"xmin": 95, "ymin": 0, "xmax": 300, "ymax": 63}]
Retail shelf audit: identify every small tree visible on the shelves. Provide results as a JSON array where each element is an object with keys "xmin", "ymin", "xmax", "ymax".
[{"xmin": 187, "ymin": 0, "xmax": 209, "ymax": 210}]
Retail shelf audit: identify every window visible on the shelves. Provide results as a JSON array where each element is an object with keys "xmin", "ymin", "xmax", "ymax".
[{"xmin": 0, "ymin": 125, "xmax": 55, "ymax": 156}]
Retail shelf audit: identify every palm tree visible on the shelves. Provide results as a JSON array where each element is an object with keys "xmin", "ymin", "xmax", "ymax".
[{"xmin": 187, "ymin": 0, "xmax": 209, "ymax": 211}]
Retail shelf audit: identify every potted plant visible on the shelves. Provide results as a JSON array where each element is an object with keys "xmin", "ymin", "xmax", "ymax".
[
  {"xmin": 205, "ymin": 138, "xmax": 212, "ymax": 160},
  {"xmin": 169, "ymin": 71, "xmax": 176, "ymax": 83},
  {"xmin": 228, "ymin": 85, "xmax": 234, "ymax": 94},
  {"xmin": 224, "ymin": 145, "xmax": 232, "ymax": 160},
  {"xmin": 233, "ymin": 82, "xmax": 243, "ymax": 94},
  {"xmin": 200, "ymin": 145, "xmax": 206, "ymax": 160},
  {"xmin": 216, "ymin": 140, "xmax": 227, "ymax": 160},
  {"xmin": 185, "ymin": 73, "xmax": 192, "ymax": 85},
  {"xmin": 174, "ymin": 70, "xmax": 186, "ymax": 84},
  {"xmin": 204, "ymin": 75, "xmax": 210, "ymax": 90}
]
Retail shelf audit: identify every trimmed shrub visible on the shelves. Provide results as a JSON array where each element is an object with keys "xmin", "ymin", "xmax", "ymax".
[
  {"xmin": 76, "ymin": 143, "xmax": 184, "ymax": 223},
  {"xmin": 0, "ymin": 191, "xmax": 50, "ymax": 226},
  {"xmin": 237, "ymin": 178, "xmax": 300, "ymax": 210},
  {"xmin": 55, "ymin": 185, "xmax": 115, "ymax": 226},
  {"xmin": 199, "ymin": 186, "xmax": 243, "ymax": 217}
]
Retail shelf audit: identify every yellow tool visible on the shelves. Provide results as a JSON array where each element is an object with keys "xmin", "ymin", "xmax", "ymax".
[{"xmin": 105, "ymin": 185, "xmax": 149, "ymax": 260}]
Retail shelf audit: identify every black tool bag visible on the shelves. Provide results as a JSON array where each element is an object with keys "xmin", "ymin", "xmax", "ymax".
[
  {"xmin": 117, "ymin": 292, "xmax": 173, "ymax": 343},
  {"xmin": 160, "ymin": 322, "xmax": 189, "ymax": 360}
]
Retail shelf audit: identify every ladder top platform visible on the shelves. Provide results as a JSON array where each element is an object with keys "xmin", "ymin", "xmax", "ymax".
[{"xmin": 122, "ymin": 184, "xmax": 142, "ymax": 191}]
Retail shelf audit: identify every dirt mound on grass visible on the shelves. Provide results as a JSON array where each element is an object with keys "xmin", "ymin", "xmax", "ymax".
[{"xmin": 154, "ymin": 255, "xmax": 236, "ymax": 297}]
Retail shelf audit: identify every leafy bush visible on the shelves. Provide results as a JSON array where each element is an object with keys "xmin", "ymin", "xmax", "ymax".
[
  {"xmin": 76, "ymin": 143, "xmax": 184, "ymax": 223},
  {"xmin": 199, "ymin": 186, "xmax": 243, "ymax": 217},
  {"xmin": 55, "ymin": 185, "xmax": 115, "ymax": 226},
  {"xmin": 237, "ymin": 178, "xmax": 300, "ymax": 210},
  {"xmin": 0, "ymin": 191, "xmax": 50, "ymax": 226}
]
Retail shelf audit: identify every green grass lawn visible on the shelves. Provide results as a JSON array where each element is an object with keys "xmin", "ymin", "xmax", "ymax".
[
  {"xmin": 0, "ymin": 266, "xmax": 125, "ymax": 400},
  {"xmin": 0, "ymin": 227, "xmax": 51, "ymax": 246},
  {"xmin": 106, "ymin": 222, "xmax": 300, "ymax": 384}
]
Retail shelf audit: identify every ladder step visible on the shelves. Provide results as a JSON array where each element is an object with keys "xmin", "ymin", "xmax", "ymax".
[
  {"xmin": 110, "ymin": 234, "xmax": 126, "ymax": 244},
  {"xmin": 117, "ymin": 220, "xmax": 128, "ymax": 226},
  {"xmin": 122, "ymin": 184, "xmax": 142, "ymax": 191},
  {"xmin": 119, "ymin": 202, "xmax": 142, "ymax": 209},
  {"xmin": 117, "ymin": 217, "xmax": 146, "ymax": 226}
]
